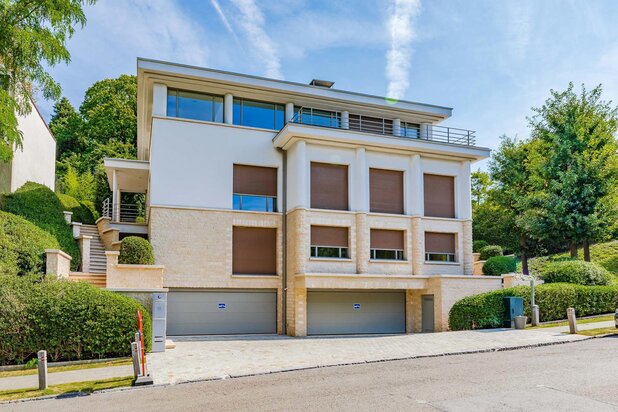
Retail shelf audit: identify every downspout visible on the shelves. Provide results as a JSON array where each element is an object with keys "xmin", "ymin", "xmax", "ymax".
[{"xmin": 279, "ymin": 148, "xmax": 288, "ymax": 335}]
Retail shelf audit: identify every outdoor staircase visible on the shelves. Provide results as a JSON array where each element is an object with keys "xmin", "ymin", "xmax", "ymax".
[
  {"xmin": 68, "ymin": 273, "xmax": 107, "ymax": 288},
  {"xmin": 80, "ymin": 224, "xmax": 107, "ymax": 274}
]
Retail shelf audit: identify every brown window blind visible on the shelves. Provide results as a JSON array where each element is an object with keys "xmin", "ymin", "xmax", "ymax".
[
  {"xmin": 424, "ymin": 174, "xmax": 455, "ymax": 218},
  {"xmin": 310, "ymin": 162, "xmax": 348, "ymax": 210},
  {"xmin": 233, "ymin": 165, "xmax": 277, "ymax": 196},
  {"xmin": 424, "ymin": 232, "xmax": 455, "ymax": 254},
  {"xmin": 232, "ymin": 227, "xmax": 277, "ymax": 275},
  {"xmin": 311, "ymin": 226, "xmax": 348, "ymax": 247},
  {"xmin": 370, "ymin": 229, "xmax": 404, "ymax": 250},
  {"xmin": 370, "ymin": 168, "xmax": 404, "ymax": 214}
]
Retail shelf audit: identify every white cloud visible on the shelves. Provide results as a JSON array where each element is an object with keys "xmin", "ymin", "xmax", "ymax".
[
  {"xmin": 230, "ymin": 0, "xmax": 283, "ymax": 79},
  {"xmin": 385, "ymin": 0, "xmax": 421, "ymax": 100},
  {"xmin": 210, "ymin": 0, "xmax": 241, "ymax": 44},
  {"xmin": 505, "ymin": 1, "xmax": 533, "ymax": 61}
]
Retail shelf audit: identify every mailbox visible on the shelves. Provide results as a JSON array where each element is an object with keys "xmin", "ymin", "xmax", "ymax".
[{"xmin": 152, "ymin": 292, "xmax": 167, "ymax": 353}]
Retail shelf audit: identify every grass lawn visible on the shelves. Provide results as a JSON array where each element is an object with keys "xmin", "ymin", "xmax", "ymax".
[
  {"xmin": 0, "ymin": 358, "xmax": 132, "ymax": 379},
  {"xmin": 527, "ymin": 314, "xmax": 614, "ymax": 329},
  {"xmin": 577, "ymin": 327, "xmax": 618, "ymax": 337},
  {"xmin": 0, "ymin": 376, "xmax": 134, "ymax": 401}
]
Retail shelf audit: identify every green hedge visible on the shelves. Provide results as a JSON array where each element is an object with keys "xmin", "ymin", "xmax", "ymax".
[
  {"xmin": 482, "ymin": 256, "xmax": 516, "ymax": 276},
  {"xmin": 541, "ymin": 260, "xmax": 612, "ymax": 286},
  {"xmin": 473, "ymin": 240, "xmax": 489, "ymax": 253},
  {"xmin": 0, "ymin": 211, "xmax": 59, "ymax": 276},
  {"xmin": 2, "ymin": 183, "xmax": 80, "ymax": 270},
  {"xmin": 57, "ymin": 193, "xmax": 97, "ymax": 224},
  {"xmin": 479, "ymin": 245, "xmax": 503, "ymax": 260},
  {"xmin": 0, "ymin": 275, "xmax": 151, "ymax": 365},
  {"xmin": 449, "ymin": 283, "xmax": 618, "ymax": 330},
  {"xmin": 119, "ymin": 237, "xmax": 155, "ymax": 265}
]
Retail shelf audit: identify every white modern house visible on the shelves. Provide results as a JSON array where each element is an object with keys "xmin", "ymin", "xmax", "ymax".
[{"xmin": 95, "ymin": 58, "xmax": 506, "ymax": 338}]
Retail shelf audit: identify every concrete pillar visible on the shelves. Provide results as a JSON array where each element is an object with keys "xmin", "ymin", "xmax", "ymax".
[
  {"xmin": 45, "ymin": 249, "xmax": 72, "ymax": 278},
  {"xmin": 567, "ymin": 308, "xmax": 578, "ymax": 334},
  {"xmin": 293, "ymin": 288, "xmax": 307, "ymax": 337},
  {"xmin": 72, "ymin": 222, "xmax": 82, "ymax": 239},
  {"xmin": 409, "ymin": 154, "xmax": 423, "ymax": 216},
  {"xmin": 420, "ymin": 123, "xmax": 432, "ymax": 140},
  {"xmin": 63, "ymin": 211, "xmax": 73, "ymax": 224},
  {"xmin": 224, "ymin": 93, "xmax": 233, "ymax": 124},
  {"xmin": 285, "ymin": 102, "xmax": 295, "ymax": 123},
  {"xmin": 462, "ymin": 220, "xmax": 473, "ymax": 275},
  {"xmin": 354, "ymin": 147, "xmax": 368, "ymax": 212},
  {"xmin": 78, "ymin": 235, "xmax": 92, "ymax": 273},
  {"xmin": 112, "ymin": 169, "xmax": 119, "ymax": 222},
  {"xmin": 411, "ymin": 217, "xmax": 424, "ymax": 276},
  {"xmin": 341, "ymin": 111, "xmax": 349, "ymax": 129},
  {"xmin": 356, "ymin": 213, "xmax": 369, "ymax": 274},
  {"xmin": 289, "ymin": 140, "xmax": 308, "ymax": 208},
  {"xmin": 459, "ymin": 160, "xmax": 472, "ymax": 220},
  {"xmin": 152, "ymin": 83, "xmax": 168, "ymax": 117},
  {"xmin": 393, "ymin": 118, "xmax": 401, "ymax": 136}
]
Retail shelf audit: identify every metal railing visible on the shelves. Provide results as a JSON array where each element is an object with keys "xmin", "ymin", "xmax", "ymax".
[
  {"xmin": 290, "ymin": 107, "xmax": 476, "ymax": 146},
  {"xmin": 102, "ymin": 197, "xmax": 148, "ymax": 224}
]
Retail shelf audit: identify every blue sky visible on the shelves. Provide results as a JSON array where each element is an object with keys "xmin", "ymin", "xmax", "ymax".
[{"xmin": 39, "ymin": 0, "xmax": 618, "ymax": 169}]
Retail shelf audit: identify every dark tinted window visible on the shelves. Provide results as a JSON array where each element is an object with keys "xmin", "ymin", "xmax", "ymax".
[
  {"xmin": 233, "ymin": 98, "xmax": 285, "ymax": 130},
  {"xmin": 167, "ymin": 89, "xmax": 223, "ymax": 123}
]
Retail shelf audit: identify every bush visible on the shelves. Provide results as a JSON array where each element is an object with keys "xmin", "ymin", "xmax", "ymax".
[
  {"xmin": 57, "ymin": 193, "xmax": 97, "ymax": 224},
  {"xmin": 448, "ymin": 283, "xmax": 618, "ymax": 330},
  {"xmin": 0, "ymin": 275, "xmax": 151, "ymax": 365},
  {"xmin": 2, "ymin": 183, "xmax": 80, "ymax": 270},
  {"xmin": 479, "ymin": 245, "xmax": 503, "ymax": 260},
  {"xmin": 472, "ymin": 240, "xmax": 489, "ymax": 253},
  {"xmin": 119, "ymin": 237, "xmax": 155, "ymax": 265},
  {"xmin": 482, "ymin": 256, "xmax": 516, "ymax": 276},
  {"xmin": 541, "ymin": 260, "xmax": 612, "ymax": 286},
  {"xmin": 0, "ymin": 211, "xmax": 59, "ymax": 276}
]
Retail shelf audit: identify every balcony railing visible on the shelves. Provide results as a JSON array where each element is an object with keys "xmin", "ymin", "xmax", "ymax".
[
  {"xmin": 290, "ymin": 107, "xmax": 476, "ymax": 146},
  {"xmin": 102, "ymin": 197, "xmax": 148, "ymax": 224}
]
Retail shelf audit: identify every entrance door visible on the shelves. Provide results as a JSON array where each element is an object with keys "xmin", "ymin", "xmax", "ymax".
[{"xmin": 422, "ymin": 294, "xmax": 435, "ymax": 332}]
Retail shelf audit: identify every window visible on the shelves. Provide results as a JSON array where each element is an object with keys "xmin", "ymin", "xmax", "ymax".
[
  {"xmin": 167, "ymin": 89, "xmax": 223, "ymax": 122},
  {"xmin": 401, "ymin": 122, "xmax": 420, "ymax": 138},
  {"xmin": 425, "ymin": 232, "xmax": 456, "ymax": 262},
  {"xmin": 310, "ymin": 226, "xmax": 349, "ymax": 259},
  {"xmin": 370, "ymin": 168, "xmax": 404, "ymax": 214},
  {"xmin": 232, "ymin": 227, "xmax": 277, "ymax": 275},
  {"xmin": 233, "ymin": 98, "xmax": 285, "ymax": 130},
  {"xmin": 310, "ymin": 162, "xmax": 348, "ymax": 210},
  {"xmin": 294, "ymin": 107, "xmax": 341, "ymax": 128},
  {"xmin": 233, "ymin": 165, "xmax": 277, "ymax": 212},
  {"xmin": 423, "ymin": 174, "xmax": 455, "ymax": 218},
  {"xmin": 370, "ymin": 229, "xmax": 405, "ymax": 260}
]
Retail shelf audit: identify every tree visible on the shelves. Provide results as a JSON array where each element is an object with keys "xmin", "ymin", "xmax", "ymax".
[
  {"xmin": 529, "ymin": 83, "xmax": 618, "ymax": 261},
  {"xmin": 471, "ymin": 170, "xmax": 491, "ymax": 206},
  {"xmin": 60, "ymin": 164, "xmax": 94, "ymax": 202},
  {"xmin": 0, "ymin": 0, "xmax": 95, "ymax": 161},
  {"xmin": 49, "ymin": 97, "xmax": 85, "ymax": 158}
]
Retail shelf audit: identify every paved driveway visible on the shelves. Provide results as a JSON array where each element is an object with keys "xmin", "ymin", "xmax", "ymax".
[{"xmin": 148, "ymin": 328, "xmax": 587, "ymax": 385}]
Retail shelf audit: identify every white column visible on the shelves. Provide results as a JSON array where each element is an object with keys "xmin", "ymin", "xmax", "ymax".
[
  {"xmin": 409, "ymin": 154, "xmax": 423, "ymax": 216},
  {"xmin": 420, "ymin": 123, "xmax": 432, "ymax": 140},
  {"xmin": 288, "ymin": 140, "xmax": 308, "ymax": 209},
  {"xmin": 224, "ymin": 94, "xmax": 233, "ymax": 124},
  {"xmin": 285, "ymin": 102, "xmax": 295, "ymax": 123},
  {"xmin": 393, "ymin": 118, "xmax": 401, "ymax": 136},
  {"xmin": 112, "ymin": 169, "xmax": 119, "ymax": 222},
  {"xmin": 152, "ymin": 83, "xmax": 168, "ymax": 117},
  {"xmin": 341, "ymin": 111, "xmax": 349, "ymax": 129},
  {"xmin": 354, "ymin": 147, "xmax": 368, "ymax": 212},
  {"xmin": 459, "ymin": 160, "xmax": 472, "ymax": 220}
]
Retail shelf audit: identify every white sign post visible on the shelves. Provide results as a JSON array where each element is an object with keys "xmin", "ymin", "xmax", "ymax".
[{"xmin": 37, "ymin": 350, "xmax": 48, "ymax": 390}]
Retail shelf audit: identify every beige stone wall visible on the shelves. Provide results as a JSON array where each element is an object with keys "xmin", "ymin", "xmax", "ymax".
[
  {"xmin": 105, "ymin": 251, "xmax": 165, "ymax": 289},
  {"xmin": 420, "ymin": 217, "xmax": 466, "ymax": 276},
  {"xmin": 45, "ymin": 249, "xmax": 72, "ymax": 278}
]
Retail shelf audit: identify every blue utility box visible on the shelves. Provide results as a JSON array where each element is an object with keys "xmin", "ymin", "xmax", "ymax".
[{"xmin": 504, "ymin": 297, "xmax": 524, "ymax": 328}]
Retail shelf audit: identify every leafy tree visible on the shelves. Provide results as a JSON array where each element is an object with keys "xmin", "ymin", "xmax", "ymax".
[
  {"xmin": 49, "ymin": 97, "xmax": 85, "ymax": 158},
  {"xmin": 59, "ymin": 164, "xmax": 94, "ymax": 202},
  {"xmin": 529, "ymin": 83, "xmax": 618, "ymax": 261},
  {"xmin": 471, "ymin": 170, "xmax": 491, "ymax": 206},
  {"xmin": 0, "ymin": 0, "xmax": 95, "ymax": 161}
]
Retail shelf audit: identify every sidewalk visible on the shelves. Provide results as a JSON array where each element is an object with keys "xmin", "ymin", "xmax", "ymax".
[{"xmin": 0, "ymin": 365, "xmax": 133, "ymax": 391}]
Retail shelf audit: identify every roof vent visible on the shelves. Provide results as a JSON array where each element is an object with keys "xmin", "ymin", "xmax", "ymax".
[{"xmin": 310, "ymin": 79, "xmax": 335, "ymax": 88}]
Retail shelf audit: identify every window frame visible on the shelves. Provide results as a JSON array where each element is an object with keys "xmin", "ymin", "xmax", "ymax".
[
  {"xmin": 233, "ymin": 97, "xmax": 285, "ymax": 130},
  {"xmin": 370, "ymin": 248, "xmax": 405, "ymax": 261},
  {"xmin": 232, "ymin": 193, "xmax": 277, "ymax": 212},
  {"xmin": 167, "ymin": 88, "xmax": 224, "ymax": 123},
  {"xmin": 425, "ymin": 252, "xmax": 457, "ymax": 263},
  {"xmin": 310, "ymin": 246, "xmax": 350, "ymax": 259}
]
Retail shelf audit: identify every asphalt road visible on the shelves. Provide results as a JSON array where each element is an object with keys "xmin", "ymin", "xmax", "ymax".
[{"xmin": 3, "ymin": 337, "xmax": 618, "ymax": 412}]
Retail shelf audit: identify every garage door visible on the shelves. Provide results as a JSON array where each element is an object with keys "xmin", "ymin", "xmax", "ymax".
[
  {"xmin": 167, "ymin": 290, "xmax": 276, "ymax": 335},
  {"xmin": 307, "ymin": 291, "xmax": 405, "ymax": 335}
]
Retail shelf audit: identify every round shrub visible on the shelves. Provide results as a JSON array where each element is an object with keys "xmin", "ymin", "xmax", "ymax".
[
  {"xmin": 57, "ymin": 193, "xmax": 97, "ymax": 224},
  {"xmin": 473, "ymin": 240, "xmax": 489, "ymax": 253},
  {"xmin": 479, "ymin": 245, "xmax": 503, "ymax": 260},
  {"xmin": 482, "ymin": 256, "xmax": 517, "ymax": 276},
  {"xmin": 119, "ymin": 237, "xmax": 155, "ymax": 265},
  {"xmin": 0, "ymin": 275, "xmax": 151, "ymax": 365},
  {"xmin": 541, "ymin": 260, "xmax": 612, "ymax": 286}
]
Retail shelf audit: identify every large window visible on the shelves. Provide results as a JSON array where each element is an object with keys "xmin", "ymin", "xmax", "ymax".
[
  {"xmin": 370, "ymin": 229, "xmax": 405, "ymax": 260},
  {"xmin": 425, "ymin": 232, "xmax": 456, "ymax": 262},
  {"xmin": 370, "ymin": 168, "xmax": 404, "ymax": 214},
  {"xmin": 310, "ymin": 226, "xmax": 349, "ymax": 259},
  {"xmin": 232, "ymin": 227, "xmax": 277, "ymax": 275},
  {"xmin": 310, "ymin": 162, "xmax": 348, "ymax": 211},
  {"xmin": 233, "ymin": 98, "xmax": 285, "ymax": 130},
  {"xmin": 294, "ymin": 107, "xmax": 340, "ymax": 128},
  {"xmin": 167, "ymin": 89, "xmax": 223, "ymax": 122},
  {"xmin": 233, "ymin": 165, "xmax": 277, "ymax": 212},
  {"xmin": 423, "ymin": 174, "xmax": 455, "ymax": 218}
]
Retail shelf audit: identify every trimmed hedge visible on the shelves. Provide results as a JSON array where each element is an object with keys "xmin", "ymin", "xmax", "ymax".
[
  {"xmin": 119, "ymin": 237, "xmax": 155, "ymax": 265},
  {"xmin": 479, "ymin": 245, "xmax": 503, "ymax": 260},
  {"xmin": 57, "ymin": 193, "xmax": 97, "ymax": 224},
  {"xmin": 2, "ymin": 183, "xmax": 80, "ymax": 270},
  {"xmin": 482, "ymin": 256, "xmax": 516, "ymax": 276},
  {"xmin": 541, "ymin": 260, "xmax": 612, "ymax": 286},
  {"xmin": 473, "ymin": 240, "xmax": 489, "ymax": 253},
  {"xmin": 0, "ymin": 275, "xmax": 151, "ymax": 365},
  {"xmin": 0, "ymin": 211, "xmax": 59, "ymax": 276},
  {"xmin": 449, "ymin": 283, "xmax": 618, "ymax": 330}
]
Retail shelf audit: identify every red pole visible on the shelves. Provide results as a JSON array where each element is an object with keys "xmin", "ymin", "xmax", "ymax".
[{"xmin": 137, "ymin": 310, "xmax": 145, "ymax": 376}]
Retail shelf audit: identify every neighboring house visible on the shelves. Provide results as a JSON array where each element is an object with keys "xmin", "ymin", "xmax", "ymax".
[
  {"xmin": 103, "ymin": 58, "xmax": 499, "ymax": 337},
  {"xmin": 0, "ymin": 100, "xmax": 56, "ymax": 193}
]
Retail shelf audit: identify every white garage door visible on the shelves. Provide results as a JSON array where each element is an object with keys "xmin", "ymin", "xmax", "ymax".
[
  {"xmin": 167, "ymin": 290, "xmax": 277, "ymax": 335},
  {"xmin": 307, "ymin": 291, "xmax": 405, "ymax": 335}
]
